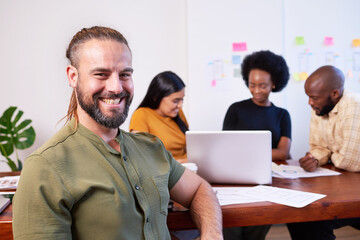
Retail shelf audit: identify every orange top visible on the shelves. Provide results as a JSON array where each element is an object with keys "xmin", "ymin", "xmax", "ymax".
[{"xmin": 129, "ymin": 107, "xmax": 188, "ymax": 161}]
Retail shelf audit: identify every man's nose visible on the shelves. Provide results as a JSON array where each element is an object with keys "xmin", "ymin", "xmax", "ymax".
[
  {"xmin": 308, "ymin": 98, "xmax": 313, "ymax": 106},
  {"xmin": 107, "ymin": 74, "xmax": 123, "ymax": 93}
]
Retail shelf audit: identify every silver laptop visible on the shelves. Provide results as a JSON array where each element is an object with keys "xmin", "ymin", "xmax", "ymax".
[{"xmin": 186, "ymin": 131, "xmax": 272, "ymax": 184}]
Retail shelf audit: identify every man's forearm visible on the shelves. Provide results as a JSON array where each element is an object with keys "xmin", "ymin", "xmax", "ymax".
[{"xmin": 189, "ymin": 180, "xmax": 223, "ymax": 239}]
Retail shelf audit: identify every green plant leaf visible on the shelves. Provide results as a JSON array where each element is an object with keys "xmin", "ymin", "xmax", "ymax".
[
  {"xmin": 15, "ymin": 119, "xmax": 32, "ymax": 132},
  {"xmin": 0, "ymin": 128, "xmax": 8, "ymax": 134},
  {"xmin": 6, "ymin": 157, "xmax": 18, "ymax": 171},
  {"xmin": 15, "ymin": 126, "xmax": 36, "ymax": 149},
  {"xmin": 0, "ymin": 106, "xmax": 36, "ymax": 171},
  {"xmin": 0, "ymin": 141, "xmax": 14, "ymax": 156},
  {"xmin": 12, "ymin": 110, "xmax": 24, "ymax": 128},
  {"xmin": 0, "ymin": 107, "xmax": 16, "ymax": 129}
]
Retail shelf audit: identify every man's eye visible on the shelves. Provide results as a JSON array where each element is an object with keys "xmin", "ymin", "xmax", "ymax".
[
  {"xmin": 95, "ymin": 73, "xmax": 107, "ymax": 77},
  {"xmin": 120, "ymin": 73, "xmax": 132, "ymax": 78}
]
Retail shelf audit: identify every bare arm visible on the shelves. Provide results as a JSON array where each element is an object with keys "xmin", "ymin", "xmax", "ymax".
[
  {"xmin": 272, "ymin": 136, "xmax": 291, "ymax": 161},
  {"xmin": 170, "ymin": 169, "xmax": 223, "ymax": 239}
]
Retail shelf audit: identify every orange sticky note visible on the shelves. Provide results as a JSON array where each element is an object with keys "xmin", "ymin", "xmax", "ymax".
[
  {"xmin": 324, "ymin": 37, "xmax": 334, "ymax": 46},
  {"xmin": 299, "ymin": 72, "xmax": 309, "ymax": 81},
  {"xmin": 233, "ymin": 42, "xmax": 247, "ymax": 52},
  {"xmin": 352, "ymin": 39, "xmax": 360, "ymax": 47}
]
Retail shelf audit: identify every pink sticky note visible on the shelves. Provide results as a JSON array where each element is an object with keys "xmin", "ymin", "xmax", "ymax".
[
  {"xmin": 211, "ymin": 79, "xmax": 216, "ymax": 87},
  {"xmin": 233, "ymin": 42, "xmax": 247, "ymax": 52},
  {"xmin": 324, "ymin": 37, "xmax": 334, "ymax": 46}
]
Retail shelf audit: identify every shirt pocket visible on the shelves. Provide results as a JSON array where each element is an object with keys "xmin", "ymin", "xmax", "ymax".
[{"xmin": 152, "ymin": 174, "xmax": 170, "ymax": 216}]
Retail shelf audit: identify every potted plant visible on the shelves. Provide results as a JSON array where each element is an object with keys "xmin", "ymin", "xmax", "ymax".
[{"xmin": 0, "ymin": 106, "xmax": 36, "ymax": 171}]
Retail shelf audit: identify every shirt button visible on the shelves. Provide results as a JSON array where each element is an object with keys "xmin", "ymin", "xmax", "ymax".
[
  {"xmin": 135, "ymin": 184, "xmax": 140, "ymax": 190},
  {"xmin": 146, "ymin": 217, "xmax": 149, "ymax": 223},
  {"xmin": 123, "ymin": 156, "xmax": 127, "ymax": 161}
]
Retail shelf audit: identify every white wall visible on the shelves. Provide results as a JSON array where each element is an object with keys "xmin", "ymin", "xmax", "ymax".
[{"xmin": 0, "ymin": 0, "xmax": 188, "ymax": 171}]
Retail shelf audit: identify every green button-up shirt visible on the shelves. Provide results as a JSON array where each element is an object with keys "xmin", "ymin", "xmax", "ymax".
[{"xmin": 13, "ymin": 119, "xmax": 185, "ymax": 240}]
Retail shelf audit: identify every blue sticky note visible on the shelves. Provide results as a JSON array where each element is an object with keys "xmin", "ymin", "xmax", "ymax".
[{"xmin": 232, "ymin": 55, "xmax": 242, "ymax": 64}]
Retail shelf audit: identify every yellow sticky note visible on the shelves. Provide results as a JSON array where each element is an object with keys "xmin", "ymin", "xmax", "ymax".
[
  {"xmin": 293, "ymin": 73, "xmax": 300, "ymax": 81},
  {"xmin": 352, "ymin": 39, "xmax": 360, "ymax": 47},
  {"xmin": 295, "ymin": 37, "xmax": 305, "ymax": 45},
  {"xmin": 299, "ymin": 72, "xmax": 309, "ymax": 81}
]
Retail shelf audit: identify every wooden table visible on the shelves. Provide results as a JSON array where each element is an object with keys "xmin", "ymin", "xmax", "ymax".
[
  {"xmin": 2, "ymin": 165, "xmax": 360, "ymax": 238},
  {"xmin": 0, "ymin": 171, "xmax": 20, "ymax": 240},
  {"xmin": 167, "ymin": 164, "xmax": 360, "ymax": 230}
]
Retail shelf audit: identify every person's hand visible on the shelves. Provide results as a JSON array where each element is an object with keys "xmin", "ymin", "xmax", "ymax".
[{"xmin": 299, "ymin": 153, "xmax": 319, "ymax": 172}]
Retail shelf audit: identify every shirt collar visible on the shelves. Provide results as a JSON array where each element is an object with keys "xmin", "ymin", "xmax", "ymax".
[
  {"xmin": 329, "ymin": 90, "xmax": 347, "ymax": 116},
  {"xmin": 72, "ymin": 118, "xmax": 122, "ymax": 155}
]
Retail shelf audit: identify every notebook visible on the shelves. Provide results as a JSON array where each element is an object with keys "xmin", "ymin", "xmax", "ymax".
[{"xmin": 186, "ymin": 130, "xmax": 272, "ymax": 184}]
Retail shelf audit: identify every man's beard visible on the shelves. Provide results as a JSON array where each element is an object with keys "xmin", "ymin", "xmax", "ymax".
[
  {"xmin": 317, "ymin": 96, "xmax": 336, "ymax": 116},
  {"xmin": 76, "ymin": 85, "xmax": 132, "ymax": 129}
]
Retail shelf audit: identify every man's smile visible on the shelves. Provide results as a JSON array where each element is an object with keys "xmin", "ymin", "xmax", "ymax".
[{"xmin": 100, "ymin": 98, "xmax": 121, "ymax": 105}]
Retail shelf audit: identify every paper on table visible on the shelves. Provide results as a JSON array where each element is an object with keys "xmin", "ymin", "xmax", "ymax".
[
  {"xmin": 213, "ymin": 187, "xmax": 264, "ymax": 206},
  {"xmin": 243, "ymin": 185, "xmax": 326, "ymax": 208},
  {"xmin": 0, "ymin": 176, "xmax": 20, "ymax": 189},
  {"xmin": 0, "ymin": 191, "xmax": 16, "ymax": 195},
  {"xmin": 272, "ymin": 162, "xmax": 341, "ymax": 179}
]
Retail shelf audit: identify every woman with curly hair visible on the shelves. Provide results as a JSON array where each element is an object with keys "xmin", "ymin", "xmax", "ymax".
[
  {"xmin": 223, "ymin": 50, "xmax": 291, "ymax": 161},
  {"xmin": 222, "ymin": 51, "xmax": 291, "ymax": 239}
]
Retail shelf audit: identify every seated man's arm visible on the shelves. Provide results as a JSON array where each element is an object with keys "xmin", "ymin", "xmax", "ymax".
[
  {"xmin": 170, "ymin": 169, "xmax": 223, "ymax": 239},
  {"xmin": 307, "ymin": 111, "xmax": 331, "ymax": 169}
]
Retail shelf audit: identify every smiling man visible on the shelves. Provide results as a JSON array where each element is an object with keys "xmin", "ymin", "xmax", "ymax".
[
  {"xmin": 12, "ymin": 26, "xmax": 223, "ymax": 240},
  {"xmin": 298, "ymin": 65, "xmax": 360, "ymax": 173}
]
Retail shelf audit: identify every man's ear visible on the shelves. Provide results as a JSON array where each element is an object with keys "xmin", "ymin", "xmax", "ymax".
[
  {"xmin": 67, "ymin": 65, "xmax": 78, "ymax": 88},
  {"xmin": 331, "ymin": 89, "xmax": 340, "ymax": 101}
]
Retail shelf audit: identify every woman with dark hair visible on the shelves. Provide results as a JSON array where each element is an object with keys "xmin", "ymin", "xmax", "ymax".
[
  {"xmin": 130, "ymin": 71, "xmax": 189, "ymax": 163},
  {"xmin": 222, "ymin": 50, "xmax": 291, "ymax": 240},
  {"xmin": 223, "ymin": 50, "xmax": 291, "ymax": 161}
]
